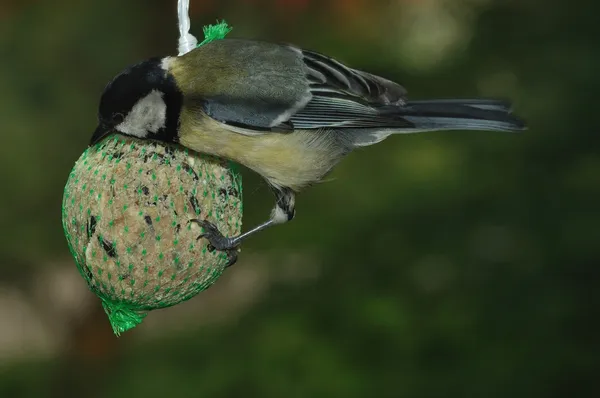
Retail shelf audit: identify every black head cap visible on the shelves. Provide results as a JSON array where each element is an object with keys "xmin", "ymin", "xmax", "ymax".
[{"xmin": 91, "ymin": 57, "xmax": 182, "ymax": 146}]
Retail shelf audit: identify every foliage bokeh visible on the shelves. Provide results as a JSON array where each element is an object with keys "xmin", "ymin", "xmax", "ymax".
[{"xmin": 0, "ymin": 0, "xmax": 598, "ymax": 397}]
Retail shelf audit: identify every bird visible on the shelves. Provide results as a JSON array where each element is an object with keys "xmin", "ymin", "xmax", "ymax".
[{"xmin": 90, "ymin": 38, "xmax": 526, "ymax": 259}]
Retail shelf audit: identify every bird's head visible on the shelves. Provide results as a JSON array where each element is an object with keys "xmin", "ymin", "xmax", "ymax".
[{"xmin": 90, "ymin": 57, "xmax": 182, "ymax": 146}]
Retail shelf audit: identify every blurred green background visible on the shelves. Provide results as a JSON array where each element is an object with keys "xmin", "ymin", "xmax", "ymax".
[{"xmin": 0, "ymin": 0, "xmax": 598, "ymax": 397}]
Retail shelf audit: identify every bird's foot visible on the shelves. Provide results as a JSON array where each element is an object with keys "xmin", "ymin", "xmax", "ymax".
[{"xmin": 188, "ymin": 219, "xmax": 239, "ymax": 267}]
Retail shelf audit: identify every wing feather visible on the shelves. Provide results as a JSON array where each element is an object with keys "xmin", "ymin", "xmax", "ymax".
[
  {"xmin": 271, "ymin": 48, "xmax": 411, "ymax": 131},
  {"xmin": 193, "ymin": 40, "xmax": 410, "ymax": 134},
  {"xmin": 288, "ymin": 95, "xmax": 413, "ymax": 130}
]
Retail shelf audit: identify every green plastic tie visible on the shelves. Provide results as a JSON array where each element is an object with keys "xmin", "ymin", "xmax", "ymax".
[
  {"xmin": 197, "ymin": 20, "xmax": 232, "ymax": 47},
  {"xmin": 101, "ymin": 299, "xmax": 147, "ymax": 336}
]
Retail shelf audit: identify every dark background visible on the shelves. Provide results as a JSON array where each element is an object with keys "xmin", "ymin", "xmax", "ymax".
[{"xmin": 0, "ymin": 0, "xmax": 598, "ymax": 397}]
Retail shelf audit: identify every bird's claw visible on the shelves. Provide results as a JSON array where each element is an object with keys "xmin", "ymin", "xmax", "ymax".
[
  {"xmin": 188, "ymin": 219, "xmax": 239, "ymax": 268},
  {"xmin": 191, "ymin": 219, "xmax": 235, "ymax": 250}
]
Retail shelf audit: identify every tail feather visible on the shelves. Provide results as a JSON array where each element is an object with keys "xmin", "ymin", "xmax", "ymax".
[
  {"xmin": 346, "ymin": 99, "xmax": 526, "ymax": 147},
  {"xmin": 405, "ymin": 99, "xmax": 512, "ymax": 112}
]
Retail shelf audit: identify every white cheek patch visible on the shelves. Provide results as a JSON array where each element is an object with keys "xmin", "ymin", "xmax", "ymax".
[{"xmin": 115, "ymin": 89, "xmax": 167, "ymax": 138}]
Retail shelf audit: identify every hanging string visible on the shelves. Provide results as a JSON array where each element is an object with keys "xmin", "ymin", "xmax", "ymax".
[{"xmin": 178, "ymin": 0, "xmax": 198, "ymax": 55}]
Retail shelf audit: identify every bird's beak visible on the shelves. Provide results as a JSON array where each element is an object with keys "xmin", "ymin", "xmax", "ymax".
[{"xmin": 90, "ymin": 124, "xmax": 112, "ymax": 146}]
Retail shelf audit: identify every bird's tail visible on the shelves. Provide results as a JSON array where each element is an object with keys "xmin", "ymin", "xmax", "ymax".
[{"xmin": 347, "ymin": 99, "xmax": 526, "ymax": 147}]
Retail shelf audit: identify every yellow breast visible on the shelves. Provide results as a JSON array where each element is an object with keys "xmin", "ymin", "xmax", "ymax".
[{"xmin": 178, "ymin": 110, "xmax": 346, "ymax": 191}]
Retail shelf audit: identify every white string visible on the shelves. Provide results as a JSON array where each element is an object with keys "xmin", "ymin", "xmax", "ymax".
[{"xmin": 177, "ymin": 0, "xmax": 198, "ymax": 55}]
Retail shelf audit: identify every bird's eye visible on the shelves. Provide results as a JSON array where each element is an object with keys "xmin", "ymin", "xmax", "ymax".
[{"xmin": 112, "ymin": 113, "xmax": 125, "ymax": 124}]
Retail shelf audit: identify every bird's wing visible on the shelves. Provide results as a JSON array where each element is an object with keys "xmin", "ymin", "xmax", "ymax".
[
  {"xmin": 191, "ymin": 40, "xmax": 411, "ymax": 134},
  {"xmin": 300, "ymin": 49, "xmax": 407, "ymax": 106},
  {"xmin": 287, "ymin": 49, "xmax": 412, "ymax": 130}
]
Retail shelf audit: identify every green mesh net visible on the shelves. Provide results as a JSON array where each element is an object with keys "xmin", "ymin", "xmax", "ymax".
[
  {"xmin": 62, "ymin": 136, "xmax": 243, "ymax": 335},
  {"xmin": 61, "ymin": 20, "xmax": 239, "ymax": 336}
]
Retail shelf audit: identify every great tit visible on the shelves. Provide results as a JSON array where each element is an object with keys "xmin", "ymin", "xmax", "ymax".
[{"xmin": 91, "ymin": 38, "xmax": 525, "ymax": 254}]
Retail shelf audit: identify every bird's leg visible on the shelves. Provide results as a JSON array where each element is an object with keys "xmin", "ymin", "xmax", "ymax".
[{"xmin": 189, "ymin": 187, "xmax": 296, "ymax": 261}]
